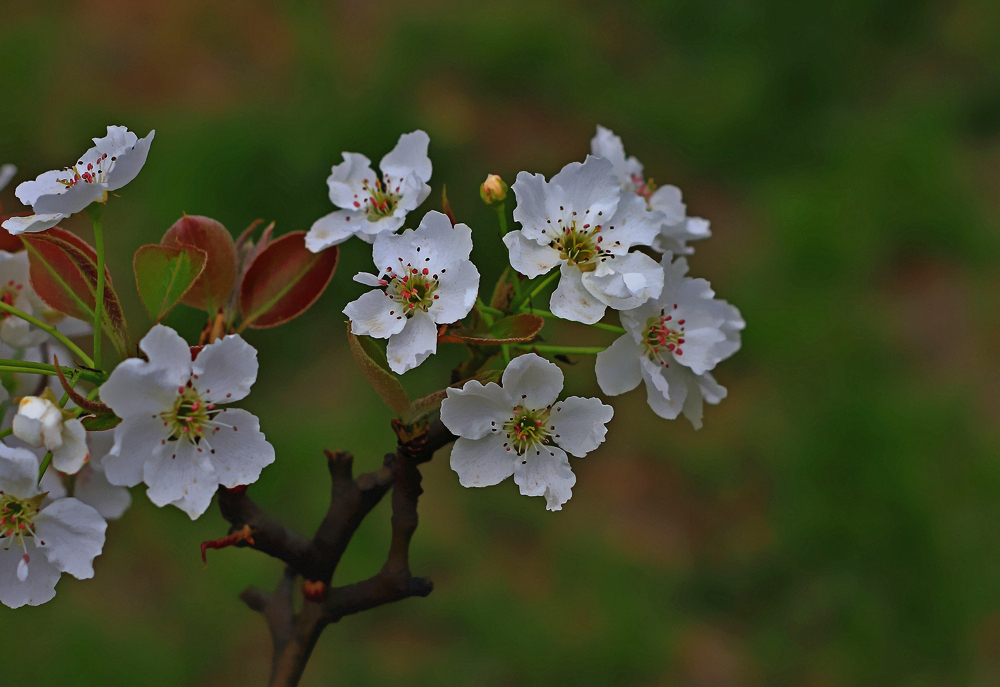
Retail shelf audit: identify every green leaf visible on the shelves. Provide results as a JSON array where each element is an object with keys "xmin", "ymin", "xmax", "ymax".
[
  {"xmin": 345, "ymin": 325, "xmax": 410, "ymax": 416},
  {"xmin": 81, "ymin": 412, "xmax": 122, "ymax": 431},
  {"xmin": 134, "ymin": 243, "xmax": 208, "ymax": 323},
  {"xmin": 442, "ymin": 313, "xmax": 545, "ymax": 346}
]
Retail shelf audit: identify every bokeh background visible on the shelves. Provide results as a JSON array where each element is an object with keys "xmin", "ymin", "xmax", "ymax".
[{"xmin": 3, "ymin": 1, "xmax": 1000, "ymax": 685}]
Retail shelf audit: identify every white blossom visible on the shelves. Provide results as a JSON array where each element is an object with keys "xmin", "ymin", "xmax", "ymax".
[
  {"xmin": 306, "ymin": 131, "xmax": 432, "ymax": 251},
  {"xmin": 0, "ymin": 443, "xmax": 106, "ymax": 608},
  {"xmin": 590, "ymin": 126, "xmax": 710, "ymax": 255},
  {"xmin": 504, "ymin": 155, "xmax": 664, "ymax": 324},
  {"xmin": 441, "ymin": 353, "xmax": 613, "ymax": 511},
  {"xmin": 99, "ymin": 325, "xmax": 275, "ymax": 520},
  {"xmin": 595, "ymin": 253, "xmax": 744, "ymax": 428},
  {"xmin": 0, "ymin": 164, "xmax": 15, "ymax": 192},
  {"xmin": 12, "ymin": 394, "xmax": 89, "ymax": 474},
  {"xmin": 344, "ymin": 211, "xmax": 479, "ymax": 374},
  {"xmin": 2, "ymin": 126, "xmax": 154, "ymax": 235},
  {"xmin": 38, "ymin": 431, "xmax": 131, "ymax": 521},
  {"xmin": 0, "ymin": 250, "xmax": 49, "ymax": 348}
]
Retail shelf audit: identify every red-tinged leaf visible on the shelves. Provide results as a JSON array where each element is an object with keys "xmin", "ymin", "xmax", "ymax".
[
  {"xmin": 490, "ymin": 266, "xmax": 516, "ymax": 311},
  {"xmin": 346, "ymin": 325, "xmax": 410, "ymax": 416},
  {"xmin": 21, "ymin": 230, "xmax": 129, "ymax": 358},
  {"xmin": 239, "ymin": 231, "xmax": 339, "ymax": 328},
  {"xmin": 134, "ymin": 243, "xmax": 208, "ymax": 323},
  {"xmin": 442, "ymin": 184, "xmax": 456, "ymax": 226},
  {"xmin": 161, "ymin": 215, "xmax": 237, "ymax": 314},
  {"xmin": 440, "ymin": 313, "xmax": 545, "ymax": 346},
  {"xmin": 0, "ymin": 213, "xmax": 27, "ymax": 252}
]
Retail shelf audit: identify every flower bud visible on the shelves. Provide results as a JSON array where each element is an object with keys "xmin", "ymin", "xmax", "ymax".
[{"xmin": 480, "ymin": 174, "xmax": 508, "ymax": 206}]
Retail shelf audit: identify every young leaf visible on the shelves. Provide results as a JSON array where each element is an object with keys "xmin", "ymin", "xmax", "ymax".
[
  {"xmin": 440, "ymin": 313, "xmax": 544, "ymax": 346},
  {"xmin": 161, "ymin": 215, "xmax": 238, "ymax": 314},
  {"xmin": 240, "ymin": 231, "xmax": 338, "ymax": 329},
  {"xmin": 346, "ymin": 325, "xmax": 410, "ymax": 416},
  {"xmin": 490, "ymin": 265, "xmax": 516, "ymax": 311},
  {"xmin": 21, "ymin": 229, "xmax": 130, "ymax": 359},
  {"xmin": 134, "ymin": 244, "xmax": 208, "ymax": 323}
]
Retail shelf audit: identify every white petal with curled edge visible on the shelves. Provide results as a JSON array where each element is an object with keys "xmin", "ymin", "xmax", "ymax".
[
  {"xmin": 103, "ymin": 413, "xmax": 168, "ymax": 487},
  {"xmin": 549, "ymin": 156, "xmax": 620, "ymax": 225},
  {"xmin": 140, "ymin": 324, "xmax": 194, "ymax": 377},
  {"xmin": 449, "ymin": 434, "xmax": 516, "ymax": 488},
  {"xmin": 640, "ymin": 357, "xmax": 685, "ymax": 421},
  {"xmin": 590, "ymin": 126, "xmax": 630, "ymax": 181},
  {"xmin": 192, "ymin": 334, "xmax": 259, "ymax": 404},
  {"xmin": 51, "ymin": 419, "xmax": 89, "ymax": 475},
  {"xmin": 1, "ymin": 213, "xmax": 66, "ymax": 235},
  {"xmin": 385, "ymin": 310, "xmax": 437, "ymax": 374},
  {"xmin": 501, "ymin": 352, "xmax": 563, "ymax": 410},
  {"xmin": 344, "ymin": 290, "xmax": 407, "ymax": 339},
  {"xmin": 34, "ymin": 498, "xmax": 106, "ymax": 579},
  {"xmin": 204, "ymin": 408, "xmax": 275, "ymax": 489},
  {"xmin": 100, "ymin": 358, "xmax": 180, "ymax": 419},
  {"xmin": 376, "ymin": 213, "xmax": 472, "ymax": 273},
  {"xmin": 0, "ymin": 540, "xmax": 58, "ymax": 608},
  {"xmin": 599, "ymin": 193, "xmax": 662, "ymax": 251},
  {"xmin": 511, "ymin": 171, "xmax": 563, "ymax": 243},
  {"xmin": 306, "ymin": 209, "xmax": 362, "ymax": 252},
  {"xmin": 440, "ymin": 381, "xmax": 512, "ymax": 440},
  {"xmin": 144, "ymin": 440, "xmax": 218, "ymax": 519},
  {"xmin": 595, "ymin": 335, "xmax": 644, "ymax": 396},
  {"xmin": 549, "ymin": 263, "xmax": 607, "ymax": 325},
  {"xmin": 0, "ymin": 163, "xmax": 15, "ymax": 192},
  {"xmin": 354, "ymin": 272, "xmax": 384, "ymax": 286},
  {"xmin": 105, "ymin": 129, "xmax": 155, "ymax": 192},
  {"xmin": 358, "ymin": 212, "xmax": 405, "ymax": 239},
  {"xmin": 74, "ymin": 463, "xmax": 132, "ymax": 520},
  {"xmin": 582, "ymin": 251, "xmax": 664, "ymax": 311},
  {"xmin": 550, "ymin": 396, "xmax": 614, "ymax": 458},
  {"xmin": 428, "ymin": 259, "xmax": 479, "ymax": 325},
  {"xmin": 503, "ymin": 230, "xmax": 561, "ymax": 278},
  {"xmin": 0, "ymin": 443, "xmax": 42, "ymax": 499},
  {"xmin": 326, "ymin": 152, "xmax": 376, "ymax": 208},
  {"xmin": 380, "ymin": 130, "xmax": 432, "ymax": 183},
  {"xmin": 512, "ymin": 445, "xmax": 575, "ymax": 511},
  {"xmin": 648, "ymin": 184, "xmax": 686, "ymax": 224}
]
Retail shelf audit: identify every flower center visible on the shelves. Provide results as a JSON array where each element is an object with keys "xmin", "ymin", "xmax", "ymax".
[
  {"xmin": 381, "ymin": 260, "xmax": 441, "ymax": 318},
  {"xmin": 57, "ymin": 152, "xmax": 115, "ymax": 188},
  {"xmin": 356, "ymin": 177, "xmax": 402, "ymax": 221},
  {"xmin": 0, "ymin": 492, "xmax": 44, "ymax": 547},
  {"xmin": 629, "ymin": 174, "xmax": 657, "ymax": 203},
  {"xmin": 502, "ymin": 406, "xmax": 552, "ymax": 456},
  {"xmin": 643, "ymin": 306, "xmax": 686, "ymax": 365},
  {"xmin": 547, "ymin": 219, "xmax": 607, "ymax": 270},
  {"xmin": 161, "ymin": 385, "xmax": 218, "ymax": 443}
]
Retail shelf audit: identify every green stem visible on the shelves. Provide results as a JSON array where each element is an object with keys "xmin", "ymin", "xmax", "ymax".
[
  {"xmin": 89, "ymin": 203, "xmax": 106, "ymax": 370},
  {"xmin": 37, "ymin": 451, "xmax": 53, "ymax": 485},
  {"xmin": 513, "ymin": 271, "xmax": 559, "ymax": 312},
  {"xmin": 0, "ymin": 359, "xmax": 104, "ymax": 385},
  {"xmin": 0, "ymin": 301, "xmax": 95, "ymax": 368},
  {"xmin": 528, "ymin": 307, "xmax": 626, "ymax": 334},
  {"xmin": 522, "ymin": 344, "xmax": 607, "ymax": 355},
  {"xmin": 494, "ymin": 202, "xmax": 508, "ymax": 238},
  {"xmin": 476, "ymin": 298, "xmax": 495, "ymax": 327}
]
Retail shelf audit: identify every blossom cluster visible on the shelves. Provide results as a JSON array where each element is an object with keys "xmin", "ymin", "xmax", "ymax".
[{"xmin": 0, "ymin": 122, "xmax": 742, "ymax": 609}]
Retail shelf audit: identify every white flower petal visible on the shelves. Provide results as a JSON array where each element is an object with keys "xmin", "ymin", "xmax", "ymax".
[
  {"xmin": 550, "ymin": 397, "xmax": 614, "ymax": 458},
  {"xmin": 140, "ymin": 324, "xmax": 194, "ymax": 378},
  {"xmin": 549, "ymin": 156, "xmax": 620, "ymax": 224},
  {"xmin": 385, "ymin": 310, "xmax": 437, "ymax": 374},
  {"xmin": 503, "ymin": 230, "xmax": 561, "ymax": 278},
  {"xmin": 501, "ymin": 353, "xmax": 563, "ymax": 410},
  {"xmin": 380, "ymin": 130, "xmax": 432, "ymax": 183},
  {"xmin": 104, "ymin": 128, "xmax": 155, "ymax": 191},
  {"xmin": 103, "ymin": 414, "xmax": 168, "ymax": 487},
  {"xmin": 51, "ymin": 419, "xmax": 89, "ymax": 475},
  {"xmin": 599, "ymin": 193, "xmax": 662, "ymax": 251},
  {"xmin": 143, "ymin": 441, "xmax": 218, "ymax": 519},
  {"xmin": 34, "ymin": 498, "xmax": 106, "ymax": 579},
  {"xmin": 440, "ymin": 381, "xmax": 512, "ymax": 440},
  {"xmin": 0, "ymin": 164, "xmax": 15, "ymax": 192},
  {"xmin": 73, "ymin": 462, "xmax": 132, "ymax": 521},
  {"xmin": 203, "ymin": 408, "xmax": 275, "ymax": 489},
  {"xmin": 326, "ymin": 152, "xmax": 376, "ymax": 208},
  {"xmin": 0, "ymin": 443, "xmax": 42, "ymax": 499},
  {"xmin": 582, "ymin": 251, "xmax": 664, "ymax": 311},
  {"xmin": 353, "ymin": 272, "xmax": 384, "ymax": 286},
  {"xmin": 344, "ymin": 290, "xmax": 407, "ymax": 339},
  {"xmin": 99, "ymin": 359, "xmax": 179, "ymax": 418},
  {"xmin": 427, "ymin": 259, "xmax": 478, "ymax": 324},
  {"xmin": 640, "ymin": 357, "xmax": 685, "ymax": 421},
  {"xmin": 595, "ymin": 334, "xmax": 644, "ymax": 396},
  {"xmin": 511, "ymin": 171, "xmax": 563, "ymax": 243},
  {"xmin": 512, "ymin": 445, "xmax": 575, "ymax": 511},
  {"xmin": 306, "ymin": 209, "xmax": 362, "ymax": 252},
  {"xmin": 549, "ymin": 263, "xmax": 608, "ymax": 324},
  {"xmin": 1, "ymin": 213, "xmax": 66, "ymax": 235},
  {"xmin": 0, "ymin": 540, "xmax": 58, "ymax": 608},
  {"xmin": 191, "ymin": 334, "xmax": 258, "ymax": 404},
  {"xmin": 648, "ymin": 184, "xmax": 686, "ymax": 224},
  {"xmin": 449, "ymin": 434, "xmax": 516, "ymax": 488}
]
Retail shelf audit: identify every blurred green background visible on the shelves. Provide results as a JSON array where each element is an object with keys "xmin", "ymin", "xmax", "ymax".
[{"xmin": 3, "ymin": 0, "xmax": 1000, "ymax": 685}]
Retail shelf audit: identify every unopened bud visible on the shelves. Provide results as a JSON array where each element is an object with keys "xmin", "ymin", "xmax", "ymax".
[{"xmin": 480, "ymin": 174, "xmax": 508, "ymax": 206}]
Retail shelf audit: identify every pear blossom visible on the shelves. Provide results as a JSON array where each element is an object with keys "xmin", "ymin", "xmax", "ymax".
[
  {"xmin": 504, "ymin": 155, "xmax": 664, "ymax": 325},
  {"xmin": 0, "ymin": 164, "xmax": 15, "ymax": 192},
  {"xmin": 306, "ymin": 131, "xmax": 432, "ymax": 251},
  {"xmin": 344, "ymin": 210, "xmax": 479, "ymax": 374},
  {"xmin": 0, "ymin": 250, "xmax": 48, "ymax": 347},
  {"xmin": 441, "ymin": 353, "xmax": 613, "ymax": 511},
  {"xmin": 0, "ymin": 443, "xmax": 106, "ymax": 608},
  {"xmin": 38, "ymin": 432, "xmax": 131, "ymax": 521},
  {"xmin": 99, "ymin": 325, "xmax": 275, "ymax": 519},
  {"xmin": 12, "ymin": 393, "xmax": 89, "ymax": 474},
  {"xmin": 2, "ymin": 125, "xmax": 155, "ymax": 235},
  {"xmin": 595, "ymin": 253, "xmax": 744, "ymax": 428},
  {"xmin": 590, "ymin": 126, "xmax": 710, "ymax": 255}
]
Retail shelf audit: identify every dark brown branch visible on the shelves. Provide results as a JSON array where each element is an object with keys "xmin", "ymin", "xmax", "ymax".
[{"xmin": 216, "ymin": 418, "xmax": 456, "ymax": 687}]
